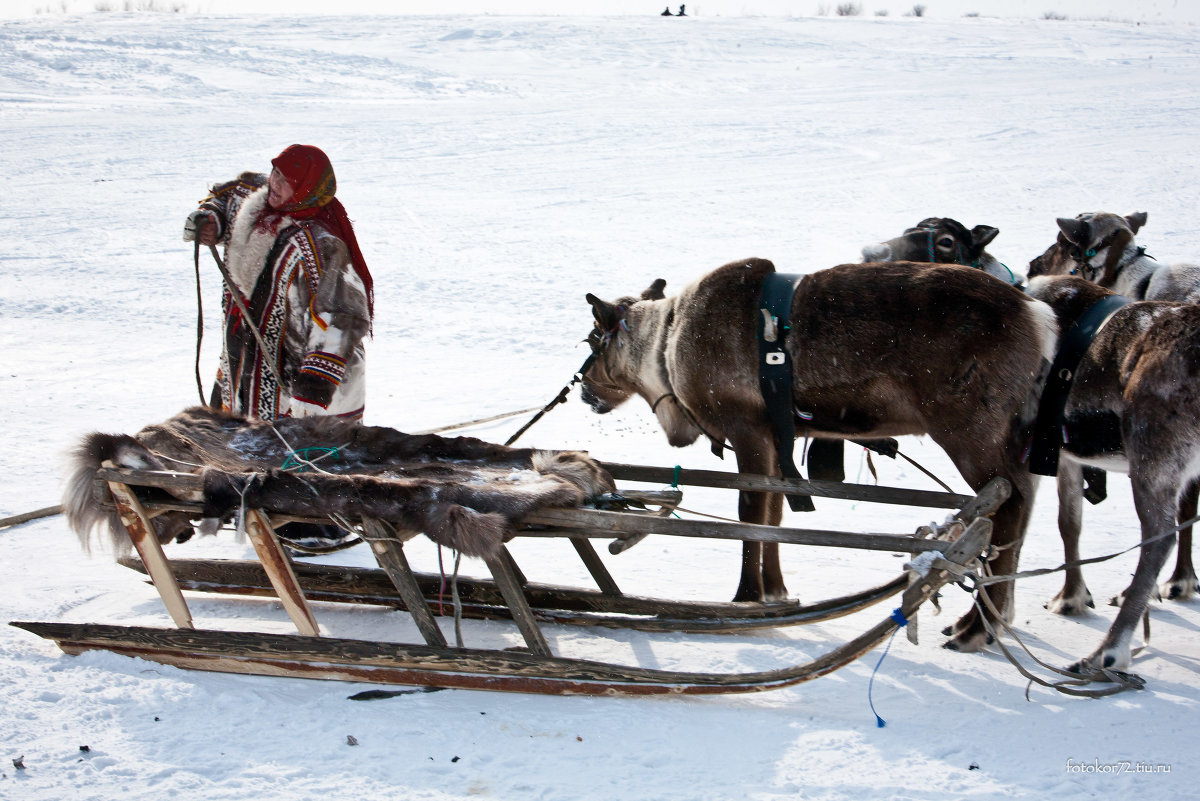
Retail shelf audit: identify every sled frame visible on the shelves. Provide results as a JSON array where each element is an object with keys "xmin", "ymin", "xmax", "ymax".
[{"xmin": 16, "ymin": 465, "xmax": 1006, "ymax": 695}]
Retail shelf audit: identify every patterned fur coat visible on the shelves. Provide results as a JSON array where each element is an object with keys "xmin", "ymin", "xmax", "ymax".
[{"xmin": 194, "ymin": 173, "xmax": 370, "ymax": 421}]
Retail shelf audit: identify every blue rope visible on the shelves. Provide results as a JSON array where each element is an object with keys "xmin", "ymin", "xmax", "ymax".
[
  {"xmin": 868, "ymin": 608, "xmax": 909, "ymax": 728},
  {"xmin": 281, "ymin": 446, "xmax": 341, "ymax": 472},
  {"xmin": 670, "ymin": 465, "xmax": 681, "ymax": 487}
]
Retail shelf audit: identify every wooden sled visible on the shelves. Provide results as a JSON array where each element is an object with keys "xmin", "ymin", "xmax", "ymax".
[{"xmin": 14, "ymin": 462, "xmax": 1006, "ymax": 696}]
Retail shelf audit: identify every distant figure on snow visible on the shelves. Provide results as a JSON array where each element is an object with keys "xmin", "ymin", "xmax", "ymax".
[
  {"xmin": 677, "ymin": 4, "xmax": 686, "ymax": 14},
  {"xmin": 661, "ymin": 6, "xmax": 672, "ymax": 14}
]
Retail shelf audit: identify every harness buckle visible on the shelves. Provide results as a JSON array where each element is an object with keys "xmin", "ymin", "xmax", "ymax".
[{"xmin": 760, "ymin": 309, "xmax": 778, "ymax": 343}]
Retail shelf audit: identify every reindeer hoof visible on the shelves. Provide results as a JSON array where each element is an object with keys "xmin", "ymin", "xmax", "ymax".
[
  {"xmin": 1069, "ymin": 643, "xmax": 1133, "ymax": 676},
  {"xmin": 942, "ymin": 629, "xmax": 988, "ymax": 653},
  {"xmin": 1044, "ymin": 588, "xmax": 1094, "ymax": 616},
  {"xmin": 1044, "ymin": 598, "xmax": 1094, "ymax": 616},
  {"xmin": 1162, "ymin": 576, "xmax": 1199, "ymax": 601},
  {"xmin": 1111, "ymin": 587, "xmax": 1163, "ymax": 608}
]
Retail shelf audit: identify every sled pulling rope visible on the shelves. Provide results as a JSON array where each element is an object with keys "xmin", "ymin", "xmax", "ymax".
[
  {"xmin": 205, "ymin": 244, "xmax": 285, "ymax": 388},
  {"xmin": 193, "ymin": 239, "xmax": 207, "ymax": 406},
  {"xmin": 963, "ymin": 571, "xmax": 1147, "ymax": 698}
]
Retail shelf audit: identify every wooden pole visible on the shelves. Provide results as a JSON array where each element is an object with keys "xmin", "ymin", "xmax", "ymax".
[
  {"xmin": 242, "ymin": 509, "xmax": 320, "ymax": 637},
  {"xmin": 0, "ymin": 505, "xmax": 62, "ymax": 530},
  {"xmin": 104, "ymin": 477, "xmax": 193, "ymax": 630}
]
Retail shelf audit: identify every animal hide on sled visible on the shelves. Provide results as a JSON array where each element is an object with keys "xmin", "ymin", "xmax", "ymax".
[{"xmin": 63, "ymin": 406, "xmax": 614, "ymax": 560}]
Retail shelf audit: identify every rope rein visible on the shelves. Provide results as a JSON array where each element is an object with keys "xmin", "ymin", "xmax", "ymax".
[
  {"xmin": 193, "ymin": 239, "xmax": 207, "ymax": 406},
  {"xmin": 967, "ymin": 564, "xmax": 1147, "ymax": 697},
  {"xmin": 970, "ymin": 517, "xmax": 1195, "ymax": 589}
]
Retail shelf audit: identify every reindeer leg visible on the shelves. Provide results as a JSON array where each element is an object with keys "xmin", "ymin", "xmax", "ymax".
[
  {"xmin": 734, "ymin": 540, "xmax": 765, "ymax": 602},
  {"xmin": 1073, "ymin": 471, "xmax": 1178, "ymax": 673},
  {"xmin": 938, "ymin": 444, "xmax": 1035, "ymax": 652},
  {"xmin": 1045, "ymin": 460, "xmax": 1095, "ymax": 615},
  {"xmin": 1162, "ymin": 480, "xmax": 1198, "ymax": 601},
  {"xmin": 731, "ymin": 440, "xmax": 788, "ymax": 602},
  {"xmin": 760, "ymin": 491, "xmax": 787, "ymax": 600}
]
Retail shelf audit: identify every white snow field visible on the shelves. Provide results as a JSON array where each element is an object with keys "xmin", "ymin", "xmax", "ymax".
[{"xmin": 1, "ymin": 4, "xmax": 1198, "ymax": 800}]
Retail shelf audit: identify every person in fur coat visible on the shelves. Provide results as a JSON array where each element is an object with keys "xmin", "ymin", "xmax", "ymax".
[{"xmin": 184, "ymin": 144, "xmax": 373, "ymax": 423}]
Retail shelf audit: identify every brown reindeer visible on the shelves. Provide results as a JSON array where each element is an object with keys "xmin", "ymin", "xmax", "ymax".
[
  {"xmin": 861, "ymin": 217, "xmax": 1023, "ymax": 285},
  {"xmin": 1029, "ymin": 212, "xmax": 1200, "ymax": 609},
  {"xmin": 1024, "ymin": 275, "xmax": 1200, "ymax": 673},
  {"xmin": 864, "ymin": 217, "xmax": 1198, "ymax": 618},
  {"xmin": 580, "ymin": 258, "xmax": 1057, "ymax": 651}
]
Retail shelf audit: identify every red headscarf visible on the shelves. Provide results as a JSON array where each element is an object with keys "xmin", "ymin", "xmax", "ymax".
[{"xmin": 269, "ymin": 144, "xmax": 374, "ymax": 325}]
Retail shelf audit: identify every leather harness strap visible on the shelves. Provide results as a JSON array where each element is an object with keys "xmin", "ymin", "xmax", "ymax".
[
  {"xmin": 1027, "ymin": 293, "xmax": 1131, "ymax": 477},
  {"xmin": 757, "ymin": 272, "xmax": 815, "ymax": 512}
]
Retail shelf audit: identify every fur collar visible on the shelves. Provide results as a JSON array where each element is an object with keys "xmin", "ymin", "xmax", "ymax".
[{"xmin": 225, "ymin": 187, "xmax": 296, "ymax": 298}]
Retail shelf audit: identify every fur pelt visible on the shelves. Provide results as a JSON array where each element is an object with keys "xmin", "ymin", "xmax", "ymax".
[{"xmin": 63, "ymin": 406, "xmax": 614, "ymax": 561}]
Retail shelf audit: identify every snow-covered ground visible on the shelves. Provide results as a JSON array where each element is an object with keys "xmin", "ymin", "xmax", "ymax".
[{"xmin": 2, "ymin": 4, "xmax": 1198, "ymax": 800}]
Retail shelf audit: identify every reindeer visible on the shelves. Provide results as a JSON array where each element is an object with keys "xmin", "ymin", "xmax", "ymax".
[
  {"xmin": 1029, "ymin": 211, "xmax": 1200, "ymax": 302},
  {"xmin": 1028, "ymin": 211, "xmax": 1200, "ymax": 609},
  {"xmin": 863, "ymin": 217, "xmax": 1194, "ymax": 616},
  {"xmin": 1023, "ymin": 275, "xmax": 1200, "ymax": 673},
  {"xmin": 580, "ymin": 257, "xmax": 1057, "ymax": 652},
  {"xmin": 861, "ymin": 217, "xmax": 1023, "ymax": 285}
]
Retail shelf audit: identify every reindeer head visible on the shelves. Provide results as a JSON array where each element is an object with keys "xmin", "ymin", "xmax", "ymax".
[
  {"xmin": 862, "ymin": 217, "xmax": 1000, "ymax": 268},
  {"xmin": 1027, "ymin": 236, "xmax": 1073, "ymax": 279},
  {"xmin": 1032, "ymin": 211, "xmax": 1146, "ymax": 287},
  {"xmin": 579, "ymin": 278, "xmax": 667, "ymax": 415}
]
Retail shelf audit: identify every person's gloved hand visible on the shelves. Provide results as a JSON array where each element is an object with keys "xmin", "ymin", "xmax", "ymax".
[{"xmin": 183, "ymin": 210, "xmax": 219, "ymax": 245}]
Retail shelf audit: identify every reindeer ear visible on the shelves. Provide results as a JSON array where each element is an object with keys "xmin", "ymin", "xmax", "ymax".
[
  {"xmin": 1056, "ymin": 217, "xmax": 1089, "ymax": 246},
  {"xmin": 970, "ymin": 225, "xmax": 999, "ymax": 249},
  {"xmin": 1126, "ymin": 211, "xmax": 1148, "ymax": 234},
  {"xmin": 586, "ymin": 293, "xmax": 619, "ymax": 328},
  {"xmin": 641, "ymin": 279, "xmax": 667, "ymax": 301}
]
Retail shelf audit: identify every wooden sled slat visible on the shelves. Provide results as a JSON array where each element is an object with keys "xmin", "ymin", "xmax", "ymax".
[
  {"xmin": 13, "ymin": 515, "xmax": 991, "ymax": 696},
  {"xmin": 599, "ymin": 462, "xmax": 973, "ymax": 508},
  {"xmin": 360, "ymin": 517, "xmax": 448, "ymax": 648},
  {"xmin": 104, "ymin": 474, "xmax": 193, "ymax": 630},
  {"xmin": 120, "ymin": 557, "xmax": 908, "ymax": 632},
  {"xmin": 243, "ymin": 508, "xmax": 320, "ymax": 637},
  {"xmin": 521, "ymin": 506, "xmax": 956, "ymax": 553}
]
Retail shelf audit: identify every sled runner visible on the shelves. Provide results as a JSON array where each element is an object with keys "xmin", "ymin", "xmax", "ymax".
[{"xmin": 16, "ymin": 451, "xmax": 1004, "ymax": 696}]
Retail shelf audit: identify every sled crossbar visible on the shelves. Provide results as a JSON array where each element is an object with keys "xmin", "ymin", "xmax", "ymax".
[{"xmin": 599, "ymin": 461, "xmax": 973, "ymax": 508}]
